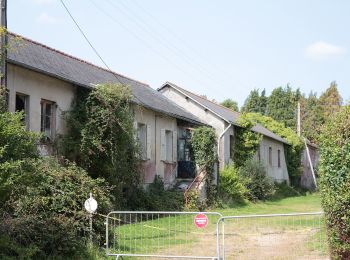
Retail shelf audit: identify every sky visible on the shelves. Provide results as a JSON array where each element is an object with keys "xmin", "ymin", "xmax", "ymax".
[{"xmin": 9, "ymin": 0, "xmax": 350, "ymax": 106}]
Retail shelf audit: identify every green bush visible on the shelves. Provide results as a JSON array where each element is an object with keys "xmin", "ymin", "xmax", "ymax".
[
  {"xmin": 270, "ymin": 181, "xmax": 301, "ymax": 200},
  {"xmin": 239, "ymin": 160, "xmax": 275, "ymax": 201},
  {"xmin": 220, "ymin": 164, "xmax": 248, "ymax": 202},
  {"xmin": 0, "ymin": 112, "xmax": 39, "ymax": 162},
  {"xmin": 127, "ymin": 176, "xmax": 184, "ymax": 211},
  {"xmin": 319, "ymin": 106, "xmax": 350, "ymax": 259},
  {"xmin": 0, "ymin": 158, "xmax": 112, "ymax": 258}
]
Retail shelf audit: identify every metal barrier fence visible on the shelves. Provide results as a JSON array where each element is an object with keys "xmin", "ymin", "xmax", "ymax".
[
  {"xmin": 105, "ymin": 211, "xmax": 223, "ymax": 259},
  {"xmin": 218, "ymin": 212, "xmax": 328, "ymax": 260}
]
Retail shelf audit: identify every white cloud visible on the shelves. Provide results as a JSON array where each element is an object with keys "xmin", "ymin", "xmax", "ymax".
[
  {"xmin": 32, "ymin": 0, "xmax": 56, "ymax": 4},
  {"xmin": 36, "ymin": 12, "xmax": 59, "ymax": 25},
  {"xmin": 305, "ymin": 41, "xmax": 346, "ymax": 60}
]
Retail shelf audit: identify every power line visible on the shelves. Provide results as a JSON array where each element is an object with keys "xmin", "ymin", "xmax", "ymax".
[
  {"xmin": 130, "ymin": 0, "xmax": 242, "ymax": 88},
  {"xmin": 87, "ymin": 0, "xmax": 219, "ymax": 92},
  {"xmin": 59, "ymin": 0, "xmax": 146, "ymax": 109},
  {"xmin": 107, "ymin": 0, "xmax": 230, "ymax": 91},
  {"xmin": 104, "ymin": 0, "xmax": 234, "ymax": 97},
  {"xmin": 59, "ymin": 0, "xmax": 123, "ymax": 85}
]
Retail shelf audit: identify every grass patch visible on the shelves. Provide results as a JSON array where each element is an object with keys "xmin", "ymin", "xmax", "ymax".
[{"xmin": 216, "ymin": 192, "xmax": 321, "ymax": 216}]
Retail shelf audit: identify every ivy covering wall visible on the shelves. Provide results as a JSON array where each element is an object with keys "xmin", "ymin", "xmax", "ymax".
[
  {"xmin": 190, "ymin": 126, "xmax": 218, "ymax": 206},
  {"xmin": 241, "ymin": 113, "xmax": 303, "ymax": 185},
  {"xmin": 61, "ymin": 84, "xmax": 141, "ymax": 209}
]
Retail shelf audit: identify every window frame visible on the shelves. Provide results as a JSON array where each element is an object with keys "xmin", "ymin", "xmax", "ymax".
[
  {"xmin": 15, "ymin": 92, "xmax": 30, "ymax": 129},
  {"xmin": 165, "ymin": 129, "xmax": 173, "ymax": 162},
  {"xmin": 268, "ymin": 147, "xmax": 272, "ymax": 166},
  {"xmin": 40, "ymin": 99, "xmax": 56, "ymax": 142},
  {"xmin": 278, "ymin": 149, "xmax": 281, "ymax": 168},
  {"xmin": 136, "ymin": 122, "xmax": 147, "ymax": 160}
]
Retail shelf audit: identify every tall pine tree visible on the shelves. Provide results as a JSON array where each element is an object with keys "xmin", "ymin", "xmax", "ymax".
[
  {"xmin": 319, "ymin": 81, "xmax": 342, "ymax": 121},
  {"xmin": 241, "ymin": 89, "xmax": 267, "ymax": 114},
  {"xmin": 266, "ymin": 85, "xmax": 300, "ymax": 129},
  {"xmin": 300, "ymin": 92, "xmax": 324, "ymax": 143}
]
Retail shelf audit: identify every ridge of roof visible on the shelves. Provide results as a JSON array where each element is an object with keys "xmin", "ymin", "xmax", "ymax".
[
  {"xmin": 165, "ymin": 81, "xmax": 242, "ymax": 117},
  {"xmin": 8, "ymin": 31, "xmax": 150, "ymax": 87},
  {"xmin": 161, "ymin": 82, "xmax": 289, "ymax": 145}
]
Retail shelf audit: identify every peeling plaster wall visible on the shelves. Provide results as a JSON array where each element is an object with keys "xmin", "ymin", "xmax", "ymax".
[{"xmin": 7, "ymin": 64, "xmax": 76, "ymax": 136}]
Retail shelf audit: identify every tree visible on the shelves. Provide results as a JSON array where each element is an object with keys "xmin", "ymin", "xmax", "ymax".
[
  {"xmin": 266, "ymin": 85, "xmax": 300, "ymax": 129},
  {"xmin": 319, "ymin": 81, "xmax": 342, "ymax": 121},
  {"xmin": 300, "ymin": 92, "xmax": 324, "ymax": 143},
  {"xmin": 221, "ymin": 99, "xmax": 239, "ymax": 112},
  {"xmin": 241, "ymin": 89, "xmax": 267, "ymax": 114}
]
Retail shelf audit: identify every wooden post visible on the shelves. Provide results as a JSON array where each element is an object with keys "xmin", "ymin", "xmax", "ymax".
[{"xmin": 0, "ymin": 0, "xmax": 7, "ymax": 88}]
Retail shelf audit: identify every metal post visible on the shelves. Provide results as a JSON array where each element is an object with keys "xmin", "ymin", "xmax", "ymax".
[{"xmin": 90, "ymin": 213, "xmax": 93, "ymax": 242}]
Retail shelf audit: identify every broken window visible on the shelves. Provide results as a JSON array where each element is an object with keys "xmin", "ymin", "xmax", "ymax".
[
  {"xmin": 15, "ymin": 93, "xmax": 29, "ymax": 129},
  {"xmin": 40, "ymin": 99, "xmax": 56, "ymax": 142}
]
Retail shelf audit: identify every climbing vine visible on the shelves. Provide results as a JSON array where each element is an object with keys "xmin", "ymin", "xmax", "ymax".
[
  {"xmin": 191, "ymin": 126, "xmax": 218, "ymax": 206},
  {"xmin": 61, "ymin": 84, "xmax": 141, "ymax": 209},
  {"xmin": 233, "ymin": 114, "xmax": 262, "ymax": 168},
  {"xmin": 242, "ymin": 113, "xmax": 303, "ymax": 185}
]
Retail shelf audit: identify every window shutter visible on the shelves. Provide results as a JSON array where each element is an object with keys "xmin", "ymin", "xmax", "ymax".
[
  {"xmin": 160, "ymin": 129, "xmax": 166, "ymax": 161},
  {"xmin": 146, "ymin": 124, "xmax": 151, "ymax": 159},
  {"xmin": 172, "ymin": 130, "xmax": 177, "ymax": 162}
]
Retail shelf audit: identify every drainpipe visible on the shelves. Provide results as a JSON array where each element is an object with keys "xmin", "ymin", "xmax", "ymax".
[{"xmin": 218, "ymin": 124, "xmax": 232, "ymax": 168}]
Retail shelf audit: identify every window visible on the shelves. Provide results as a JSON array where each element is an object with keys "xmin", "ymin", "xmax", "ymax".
[
  {"xmin": 137, "ymin": 123, "xmax": 147, "ymax": 159},
  {"xmin": 15, "ymin": 93, "xmax": 29, "ymax": 128},
  {"xmin": 165, "ymin": 130, "xmax": 173, "ymax": 161},
  {"xmin": 230, "ymin": 135, "xmax": 234, "ymax": 159},
  {"xmin": 278, "ymin": 149, "xmax": 281, "ymax": 168},
  {"xmin": 178, "ymin": 128, "xmax": 191, "ymax": 161},
  {"xmin": 161, "ymin": 129, "xmax": 176, "ymax": 162},
  {"xmin": 40, "ymin": 100, "xmax": 56, "ymax": 142},
  {"xmin": 257, "ymin": 148, "xmax": 261, "ymax": 162},
  {"xmin": 268, "ymin": 147, "xmax": 272, "ymax": 166}
]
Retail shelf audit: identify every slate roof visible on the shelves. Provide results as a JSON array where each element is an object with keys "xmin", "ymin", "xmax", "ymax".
[
  {"xmin": 159, "ymin": 82, "xmax": 289, "ymax": 144},
  {"xmin": 7, "ymin": 33, "xmax": 205, "ymax": 125}
]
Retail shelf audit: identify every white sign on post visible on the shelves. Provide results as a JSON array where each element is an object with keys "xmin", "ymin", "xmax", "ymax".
[{"xmin": 84, "ymin": 193, "xmax": 98, "ymax": 213}]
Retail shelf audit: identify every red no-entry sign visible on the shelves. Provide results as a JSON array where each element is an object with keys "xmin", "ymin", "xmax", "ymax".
[{"xmin": 194, "ymin": 213, "xmax": 208, "ymax": 228}]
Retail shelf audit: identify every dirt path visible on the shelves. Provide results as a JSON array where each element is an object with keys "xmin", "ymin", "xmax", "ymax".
[{"xmin": 152, "ymin": 225, "xmax": 329, "ymax": 259}]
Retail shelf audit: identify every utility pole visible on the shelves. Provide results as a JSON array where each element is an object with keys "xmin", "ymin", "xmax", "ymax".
[
  {"xmin": 0, "ymin": 0, "xmax": 7, "ymax": 88},
  {"xmin": 297, "ymin": 101, "xmax": 301, "ymax": 137}
]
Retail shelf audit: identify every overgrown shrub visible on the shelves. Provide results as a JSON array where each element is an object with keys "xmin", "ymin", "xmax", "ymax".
[
  {"xmin": 0, "ymin": 157, "xmax": 112, "ymax": 258},
  {"xmin": 239, "ymin": 160, "xmax": 275, "ymax": 201},
  {"xmin": 61, "ymin": 84, "xmax": 141, "ymax": 209},
  {"xmin": 242, "ymin": 113, "xmax": 304, "ymax": 185},
  {"xmin": 127, "ymin": 176, "xmax": 184, "ymax": 211},
  {"xmin": 319, "ymin": 106, "xmax": 350, "ymax": 259},
  {"xmin": 234, "ymin": 115, "xmax": 262, "ymax": 167},
  {"xmin": 0, "ymin": 112, "xmax": 39, "ymax": 162},
  {"xmin": 270, "ymin": 181, "xmax": 301, "ymax": 200},
  {"xmin": 219, "ymin": 164, "xmax": 248, "ymax": 202}
]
